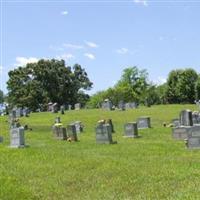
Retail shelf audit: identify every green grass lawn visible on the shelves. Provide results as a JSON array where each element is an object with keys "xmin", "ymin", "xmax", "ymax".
[{"xmin": 1, "ymin": 104, "xmax": 200, "ymax": 200}]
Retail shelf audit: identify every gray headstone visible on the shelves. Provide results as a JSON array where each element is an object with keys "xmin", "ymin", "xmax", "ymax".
[
  {"xmin": 95, "ymin": 124, "xmax": 116, "ymax": 144},
  {"xmin": 67, "ymin": 124, "xmax": 78, "ymax": 141},
  {"xmin": 102, "ymin": 99, "xmax": 112, "ymax": 110},
  {"xmin": 0, "ymin": 136, "xmax": 3, "ymax": 143},
  {"xmin": 118, "ymin": 101, "xmax": 125, "ymax": 111},
  {"xmin": 124, "ymin": 122, "xmax": 138, "ymax": 138},
  {"xmin": 192, "ymin": 111, "xmax": 200, "ymax": 125},
  {"xmin": 73, "ymin": 121, "xmax": 83, "ymax": 134},
  {"xmin": 52, "ymin": 126, "xmax": 67, "ymax": 140},
  {"xmin": 68, "ymin": 105, "xmax": 72, "ymax": 110},
  {"xmin": 172, "ymin": 126, "xmax": 192, "ymax": 140},
  {"xmin": 10, "ymin": 127, "xmax": 25, "ymax": 148},
  {"xmin": 75, "ymin": 103, "xmax": 81, "ymax": 110},
  {"xmin": 16, "ymin": 108, "xmax": 23, "ymax": 118},
  {"xmin": 137, "ymin": 117, "xmax": 151, "ymax": 129},
  {"xmin": 180, "ymin": 110, "xmax": 193, "ymax": 126},
  {"xmin": 23, "ymin": 108, "xmax": 29, "ymax": 117},
  {"xmin": 186, "ymin": 125, "xmax": 200, "ymax": 149},
  {"xmin": 48, "ymin": 102, "xmax": 53, "ymax": 112},
  {"xmin": 52, "ymin": 103, "xmax": 58, "ymax": 113}
]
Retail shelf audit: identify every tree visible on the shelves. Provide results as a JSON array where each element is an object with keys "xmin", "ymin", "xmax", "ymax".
[
  {"xmin": 195, "ymin": 75, "xmax": 200, "ymax": 100},
  {"xmin": 7, "ymin": 59, "xmax": 93, "ymax": 110},
  {"xmin": 0, "ymin": 90, "xmax": 4, "ymax": 103},
  {"xmin": 166, "ymin": 68, "xmax": 198, "ymax": 104},
  {"xmin": 115, "ymin": 66, "xmax": 149, "ymax": 103}
]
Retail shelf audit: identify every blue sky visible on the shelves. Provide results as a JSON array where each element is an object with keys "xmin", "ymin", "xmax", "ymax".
[{"xmin": 1, "ymin": 0, "xmax": 200, "ymax": 94}]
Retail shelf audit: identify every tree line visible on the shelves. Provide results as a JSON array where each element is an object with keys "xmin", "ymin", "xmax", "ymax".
[
  {"xmin": 2, "ymin": 59, "xmax": 200, "ymax": 110},
  {"xmin": 87, "ymin": 67, "xmax": 200, "ymax": 108}
]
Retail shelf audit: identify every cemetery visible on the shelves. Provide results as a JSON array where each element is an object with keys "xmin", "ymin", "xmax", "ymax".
[
  {"xmin": 1, "ymin": 2, "xmax": 200, "ymax": 199},
  {"xmin": 1, "ymin": 104, "xmax": 200, "ymax": 199}
]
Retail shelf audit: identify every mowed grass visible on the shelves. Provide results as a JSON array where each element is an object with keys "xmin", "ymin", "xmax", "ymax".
[{"xmin": 1, "ymin": 104, "xmax": 200, "ymax": 200}]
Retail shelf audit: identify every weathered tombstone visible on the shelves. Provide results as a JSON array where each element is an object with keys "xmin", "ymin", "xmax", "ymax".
[
  {"xmin": 172, "ymin": 126, "xmax": 192, "ymax": 140},
  {"xmin": 73, "ymin": 121, "xmax": 83, "ymax": 134},
  {"xmin": 10, "ymin": 127, "xmax": 25, "ymax": 148},
  {"xmin": 52, "ymin": 103, "xmax": 58, "ymax": 113},
  {"xmin": 172, "ymin": 118, "xmax": 180, "ymax": 127},
  {"xmin": 67, "ymin": 124, "xmax": 78, "ymax": 141},
  {"xmin": 48, "ymin": 102, "xmax": 53, "ymax": 112},
  {"xmin": 95, "ymin": 124, "xmax": 117, "ymax": 144},
  {"xmin": 68, "ymin": 104, "xmax": 72, "ymax": 110},
  {"xmin": 102, "ymin": 99, "xmax": 112, "ymax": 111},
  {"xmin": 16, "ymin": 108, "xmax": 23, "ymax": 118},
  {"xmin": 75, "ymin": 103, "xmax": 81, "ymax": 110},
  {"xmin": 0, "ymin": 136, "xmax": 3, "ymax": 143},
  {"xmin": 124, "ymin": 122, "xmax": 138, "ymax": 138},
  {"xmin": 186, "ymin": 125, "xmax": 200, "ymax": 149},
  {"xmin": 180, "ymin": 110, "xmax": 193, "ymax": 126},
  {"xmin": 192, "ymin": 111, "xmax": 200, "ymax": 125},
  {"xmin": 106, "ymin": 119, "xmax": 115, "ymax": 133},
  {"xmin": 52, "ymin": 125, "xmax": 67, "ymax": 140},
  {"xmin": 118, "ymin": 101, "xmax": 125, "ymax": 111},
  {"xmin": 60, "ymin": 105, "xmax": 65, "ymax": 115},
  {"xmin": 137, "ymin": 117, "xmax": 151, "ymax": 129},
  {"xmin": 23, "ymin": 108, "xmax": 29, "ymax": 117}
]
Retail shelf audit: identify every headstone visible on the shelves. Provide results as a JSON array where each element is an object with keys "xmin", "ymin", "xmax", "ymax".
[
  {"xmin": 180, "ymin": 110, "xmax": 193, "ymax": 126},
  {"xmin": 16, "ymin": 108, "xmax": 23, "ymax": 118},
  {"xmin": 118, "ymin": 101, "xmax": 125, "ymax": 111},
  {"xmin": 0, "ymin": 136, "xmax": 3, "ymax": 143},
  {"xmin": 75, "ymin": 103, "xmax": 81, "ymax": 110},
  {"xmin": 60, "ymin": 105, "xmax": 65, "ymax": 115},
  {"xmin": 125, "ymin": 102, "xmax": 137, "ymax": 109},
  {"xmin": 95, "ymin": 124, "xmax": 117, "ymax": 144},
  {"xmin": 124, "ymin": 122, "xmax": 138, "ymax": 138},
  {"xmin": 52, "ymin": 126, "xmax": 67, "ymax": 140},
  {"xmin": 10, "ymin": 127, "xmax": 25, "ymax": 148},
  {"xmin": 68, "ymin": 104, "xmax": 72, "ymax": 110},
  {"xmin": 137, "ymin": 117, "xmax": 151, "ymax": 129},
  {"xmin": 172, "ymin": 126, "xmax": 192, "ymax": 140},
  {"xmin": 48, "ymin": 102, "xmax": 53, "ymax": 112},
  {"xmin": 23, "ymin": 108, "xmax": 29, "ymax": 117},
  {"xmin": 52, "ymin": 103, "xmax": 58, "ymax": 113},
  {"xmin": 73, "ymin": 121, "xmax": 83, "ymax": 134},
  {"xmin": 172, "ymin": 118, "xmax": 180, "ymax": 127},
  {"xmin": 192, "ymin": 111, "xmax": 200, "ymax": 125},
  {"xmin": 67, "ymin": 124, "xmax": 78, "ymax": 141},
  {"xmin": 186, "ymin": 125, "xmax": 200, "ymax": 149},
  {"xmin": 102, "ymin": 99, "xmax": 112, "ymax": 111}
]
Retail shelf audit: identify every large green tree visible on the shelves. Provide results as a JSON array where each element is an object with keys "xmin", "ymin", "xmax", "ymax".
[
  {"xmin": 166, "ymin": 68, "xmax": 198, "ymax": 104},
  {"xmin": 7, "ymin": 59, "xmax": 93, "ymax": 110},
  {"xmin": 195, "ymin": 75, "xmax": 200, "ymax": 100}
]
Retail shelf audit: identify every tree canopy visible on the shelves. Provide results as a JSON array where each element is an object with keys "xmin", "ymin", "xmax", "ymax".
[{"xmin": 7, "ymin": 59, "xmax": 93, "ymax": 110}]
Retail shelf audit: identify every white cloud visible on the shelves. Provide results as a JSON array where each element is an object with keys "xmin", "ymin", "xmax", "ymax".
[
  {"xmin": 61, "ymin": 11, "xmax": 68, "ymax": 15},
  {"xmin": 63, "ymin": 43, "xmax": 84, "ymax": 50},
  {"xmin": 116, "ymin": 48, "xmax": 129, "ymax": 54},
  {"xmin": 154, "ymin": 76, "xmax": 167, "ymax": 85},
  {"xmin": 56, "ymin": 53, "xmax": 75, "ymax": 61},
  {"xmin": 85, "ymin": 41, "xmax": 99, "ymax": 48},
  {"xmin": 49, "ymin": 45, "xmax": 64, "ymax": 51},
  {"xmin": 84, "ymin": 53, "xmax": 95, "ymax": 60},
  {"xmin": 15, "ymin": 57, "xmax": 39, "ymax": 66},
  {"xmin": 134, "ymin": 0, "xmax": 148, "ymax": 6}
]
